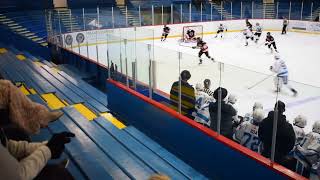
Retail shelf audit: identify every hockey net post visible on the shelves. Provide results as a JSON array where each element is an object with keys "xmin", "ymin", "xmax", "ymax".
[{"xmin": 181, "ymin": 25, "xmax": 203, "ymax": 43}]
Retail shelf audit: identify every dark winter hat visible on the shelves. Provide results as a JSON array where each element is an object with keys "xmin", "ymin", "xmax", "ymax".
[
  {"xmin": 275, "ymin": 100, "xmax": 285, "ymax": 113},
  {"xmin": 213, "ymin": 87, "xmax": 228, "ymax": 100},
  {"xmin": 180, "ymin": 70, "xmax": 191, "ymax": 81}
]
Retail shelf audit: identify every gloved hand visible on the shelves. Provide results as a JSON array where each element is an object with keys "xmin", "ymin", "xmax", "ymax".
[{"xmin": 47, "ymin": 132, "xmax": 75, "ymax": 159}]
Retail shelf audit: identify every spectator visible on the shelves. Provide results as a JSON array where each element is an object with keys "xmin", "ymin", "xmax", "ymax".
[
  {"xmin": 202, "ymin": 79, "xmax": 214, "ymax": 97},
  {"xmin": 0, "ymin": 79, "xmax": 63, "ymax": 135},
  {"xmin": 292, "ymin": 115, "xmax": 307, "ymax": 146},
  {"xmin": 244, "ymin": 102, "xmax": 263, "ymax": 122},
  {"xmin": 148, "ymin": 174, "xmax": 170, "ymax": 180},
  {"xmin": 209, "ymin": 87, "xmax": 237, "ymax": 139},
  {"xmin": 170, "ymin": 70, "xmax": 195, "ymax": 119},
  {"xmin": 227, "ymin": 94, "xmax": 240, "ymax": 124},
  {"xmin": 233, "ymin": 109, "xmax": 265, "ymax": 153},
  {"xmin": 258, "ymin": 101, "xmax": 296, "ymax": 165}
]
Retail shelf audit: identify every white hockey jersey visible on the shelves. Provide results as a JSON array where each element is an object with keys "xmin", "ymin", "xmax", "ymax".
[
  {"xmin": 271, "ymin": 59, "xmax": 288, "ymax": 77},
  {"xmin": 295, "ymin": 132, "xmax": 320, "ymax": 166},
  {"xmin": 243, "ymin": 29, "xmax": 253, "ymax": 37},
  {"xmin": 194, "ymin": 91, "xmax": 213, "ymax": 125},
  {"xmin": 293, "ymin": 125, "xmax": 306, "ymax": 146},
  {"xmin": 218, "ymin": 25, "xmax": 225, "ymax": 31},
  {"xmin": 233, "ymin": 121, "xmax": 261, "ymax": 153},
  {"xmin": 255, "ymin": 25, "xmax": 262, "ymax": 33}
]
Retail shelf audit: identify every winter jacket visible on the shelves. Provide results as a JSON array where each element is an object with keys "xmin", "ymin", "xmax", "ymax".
[
  {"xmin": 209, "ymin": 101, "xmax": 237, "ymax": 139},
  {"xmin": 170, "ymin": 80, "xmax": 195, "ymax": 116},
  {"xmin": 258, "ymin": 111, "xmax": 296, "ymax": 162},
  {"xmin": 0, "ymin": 129, "xmax": 51, "ymax": 180}
]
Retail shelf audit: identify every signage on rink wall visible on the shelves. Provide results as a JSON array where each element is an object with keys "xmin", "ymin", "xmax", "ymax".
[
  {"xmin": 308, "ymin": 22, "xmax": 320, "ymax": 32},
  {"xmin": 290, "ymin": 21, "xmax": 307, "ymax": 30}
]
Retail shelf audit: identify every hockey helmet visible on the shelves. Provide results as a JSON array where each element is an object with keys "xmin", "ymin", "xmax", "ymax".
[
  {"xmin": 195, "ymin": 83, "xmax": 203, "ymax": 91},
  {"xmin": 267, "ymin": 32, "xmax": 271, "ymax": 36},
  {"xmin": 227, "ymin": 94, "xmax": 237, "ymax": 104},
  {"xmin": 180, "ymin": 70, "xmax": 191, "ymax": 81},
  {"xmin": 294, "ymin": 115, "xmax": 307, "ymax": 128},
  {"xmin": 256, "ymin": 23, "xmax": 260, "ymax": 26},
  {"xmin": 313, "ymin": 121, "xmax": 320, "ymax": 134},
  {"xmin": 274, "ymin": 54, "xmax": 281, "ymax": 60},
  {"xmin": 253, "ymin": 102, "xmax": 263, "ymax": 110},
  {"xmin": 252, "ymin": 109, "xmax": 265, "ymax": 124},
  {"xmin": 203, "ymin": 79, "xmax": 211, "ymax": 89}
]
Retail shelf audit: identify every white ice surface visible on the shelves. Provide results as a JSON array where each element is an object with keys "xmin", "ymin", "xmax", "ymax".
[{"xmin": 73, "ymin": 31, "xmax": 320, "ymax": 133}]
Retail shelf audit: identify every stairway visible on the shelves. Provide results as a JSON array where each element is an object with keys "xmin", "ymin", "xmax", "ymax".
[
  {"xmin": 54, "ymin": 8, "xmax": 82, "ymax": 32},
  {"xmin": 0, "ymin": 14, "xmax": 47, "ymax": 46},
  {"xmin": 116, "ymin": 5, "xmax": 140, "ymax": 27},
  {"xmin": 208, "ymin": 1, "xmax": 232, "ymax": 20},
  {"xmin": 264, "ymin": 3, "xmax": 275, "ymax": 19},
  {"xmin": 306, "ymin": 7, "xmax": 320, "ymax": 21}
]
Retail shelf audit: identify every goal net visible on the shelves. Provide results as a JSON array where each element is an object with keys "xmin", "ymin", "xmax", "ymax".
[{"xmin": 181, "ymin": 25, "xmax": 203, "ymax": 43}]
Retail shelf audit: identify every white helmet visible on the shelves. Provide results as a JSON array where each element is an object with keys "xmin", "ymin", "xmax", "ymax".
[
  {"xmin": 252, "ymin": 109, "xmax": 265, "ymax": 123},
  {"xmin": 253, "ymin": 102, "xmax": 263, "ymax": 111},
  {"xmin": 293, "ymin": 115, "xmax": 307, "ymax": 128},
  {"xmin": 274, "ymin": 54, "xmax": 281, "ymax": 60},
  {"xmin": 312, "ymin": 121, "xmax": 320, "ymax": 134},
  {"xmin": 195, "ymin": 83, "xmax": 203, "ymax": 91},
  {"xmin": 228, "ymin": 94, "xmax": 237, "ymax": 104}
]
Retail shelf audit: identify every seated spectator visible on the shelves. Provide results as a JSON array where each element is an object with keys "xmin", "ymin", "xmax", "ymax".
[
  {"xmin": 258, "ymin": 101, "xmax": 296, "ymax": 166},
  {"xmin": 244, "ymin": 102, "xmax": 263, "ymax": 122},
  {"xmin": 292, "ymin": 115, "xmax": 307, "ymax": 146},
  {"xmin": 170, "ymin": 70, "xmax": 195, "ymax": 119},
  {"xmin": 202, "ymin": 79, "xmax": 214, "ymax": 97},
  {"xmin": 209, "ymin": 87, "xmax": 237, "ymax": 139},
  {"xmin": 233, "ymin": 109, "xmax": 264, "ymax": 153},
  {"xmin": 0, "ymin": 79, "xmax": 75, "ymax": 179},
  {"xmin": 193, "ymin": 83, "xmax": 211, "ymax": 126},
  {"xmin": 294, "ymin": 121, "xmax": 320, "ymax": 178}
]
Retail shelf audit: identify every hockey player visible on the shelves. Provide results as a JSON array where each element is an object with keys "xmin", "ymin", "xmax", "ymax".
[
  {"xmin": 293, "ymin": 115, "xmax": 307, "ymax": 146},
  {"xmin": 196, "ymin": 39, "xmax": 215, "ymax": 65},
  {"xmin": 265, "ymin": 32, "xmax": 278, "ymax": 53},
  {"xmin": 243, "ymin": 28, "xmax": 254, "ymax": 46},
  {"xmin": 294, "ymin": 121, "xmax": 320, "ymax": 178},
  {"xmin": 282, "ymin": 18, "xmax": 289, "ymax": 34},
  {"xmin": 233, "ymin": 108, "xmax": 265, "ymax": 153},
  {"xmin": 193, "ymin": 83, "xmax": 212, "ymax": 126},
  {"xmin": 227, "ymin": 94, "xmax": 240, "ymax": 125},
  {"xmin": 246, "ymin": 19, "xmax": 253, "ymax": 31},
  {"xmin": 202, "ymin": 79, "xmax": 214, "ymax": 97},
  {"xmin": 254, "ymin": 23, "xmax": 262, "ymax": 43},
  {"xmin": 244, "ymin": 102, "xmax": 263, "ymax": 122},
  {"xmin": 270, "ymin": 54, "xmax": 298, "ymax": 96},
  {"xmin": 185, "ymin": 29, "xmax": 196, "ymax": 42},
  {"xmin": 215, "ymin": 24, "xmax": 227, "ymax": 38},
  {"xmin": 161, "ymin": 25, "xmax": 170, "ymax": 41}
]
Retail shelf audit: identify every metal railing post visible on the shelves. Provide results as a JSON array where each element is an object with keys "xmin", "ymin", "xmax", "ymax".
[
  {"xmin": 289, "ymin": 1, "xmax": 291, "ymax": 20},
  {"xmin": 231, "ymin": 2, "xmax": 233, "ymax": 19},
  {"xmin": 69, "ymin": 9, "xmax": 73, "ymax": 32},
  {"xmin": 58, "ymin": 10, "xmax": 62, "ymax": 35},
  {"xmin": 241, "ymin": 1, "xmax": 243, "ymax": 19},
  {"xmin": 276, "ymin": 2, "xmax": 279, "ymax": 19},
  {"xmin": 211, "ymin": 3, "xmax": 213, "ymax": 21},
  {"xmin": 189, "ymin": 3, "xmax": 192, "ymax": 22},
  {"xmin": 201, "ymin": 3, "xmax": 203, "ymax": 22},
  {"xmin": 300, "ymin": 1, "xmax": 304, "ymax": 20},
  {"xmin": 124, "ymin": 39, "xmax": 129, "ymax": 86},
  {"xmin": 148, "ymin": 44, "xmax": 153, "ymax": 99},
  {"xmin": 252, "ymin": 1, "xmax": 254, "ymax": 19},
  {"xmin": 112, "ymin": 6, "xmax": 115, "ymax": 28},
  {"xmin": 171, "ymin": 4, "xmax": 173, "ymax": 24},
  {"xmin": 220, "ymin": 2, "xmax": 223, "ymax": 20},
  {"xmin": 97, "ymin": 7, "xmax": 100, "ymax": 29},
  {"xmin": 152, "ymin": 5, "xmax": 155, "ymax": 25},
  {"xmin": 180, "ymin": 4, "xmax": 183, "ymax": 23},
  {"xmin": 161, "ymin": 5, "xmax": 164, "ymax": 24},
  {"xmin": 139, "ymin": 5, "xmax": 142, "ymax": 26},
  {"xmin": 311, "ymin": 2, "xmax": 313, "ymax": 21},
  {"xmin": 271, "ymin": 102, "xmax": 279, "ymax": 162},
  {"xmin": 178, "ymin": 52, "xmax": 182, "ymax": 114},
  {"xmin": 125, "ymin": 6, "xmax": 128, "ymax": 27},
  {"xmin": 217, "ymin": 87, "xmax": 222, "ymax": 134},
  {"xmin": 82, "ymin": 8, "xmax": 86, "ymax": 30}
]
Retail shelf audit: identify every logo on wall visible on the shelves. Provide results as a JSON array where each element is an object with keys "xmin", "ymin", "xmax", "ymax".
[
  {"xmin": 76, "ymin": 33, "xmax": 85, "ymax": 44},
  {"xmin": 65, "ymin": 35, "xmax": 73, "ymax": 45}
]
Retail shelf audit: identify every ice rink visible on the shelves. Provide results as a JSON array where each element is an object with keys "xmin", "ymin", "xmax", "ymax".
[{"xmin": 73, "ymin": 31, "xmax": 320, "ymax": 132}]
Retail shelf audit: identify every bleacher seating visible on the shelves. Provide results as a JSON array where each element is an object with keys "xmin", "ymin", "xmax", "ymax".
[{"xmin": 0, "ymin": 44, "xmax": 208, "ymax": 179}]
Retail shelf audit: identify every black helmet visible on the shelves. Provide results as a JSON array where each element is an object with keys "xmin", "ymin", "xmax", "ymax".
[
  {"xmin": 204, "ymin": 79, "xmax": 211, "ymax": 89},
  {"xmin": 180, "ymin": 70, "xmax": 191, "ymax": 81},
  {"xmin": 267, "ymin": 32, "xmax": 271, "ymax": 36}
]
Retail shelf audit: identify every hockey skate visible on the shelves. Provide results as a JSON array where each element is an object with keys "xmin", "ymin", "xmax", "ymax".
[
  {"xmin": 198, "ymin": 59, "xmax": 203, "ymax": 65},
  {"xmin": 245, "ymin": 42, "xmax": 248, "ymax": 46},
  {"xmin": 211, "ymin": 58, "xmax": 215, "ymax": 62}
]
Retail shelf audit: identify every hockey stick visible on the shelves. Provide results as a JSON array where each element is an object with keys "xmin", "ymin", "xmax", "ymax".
[{"xmin": 247, "ymin": 74, "xmax": 273, "ymax": 90}]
